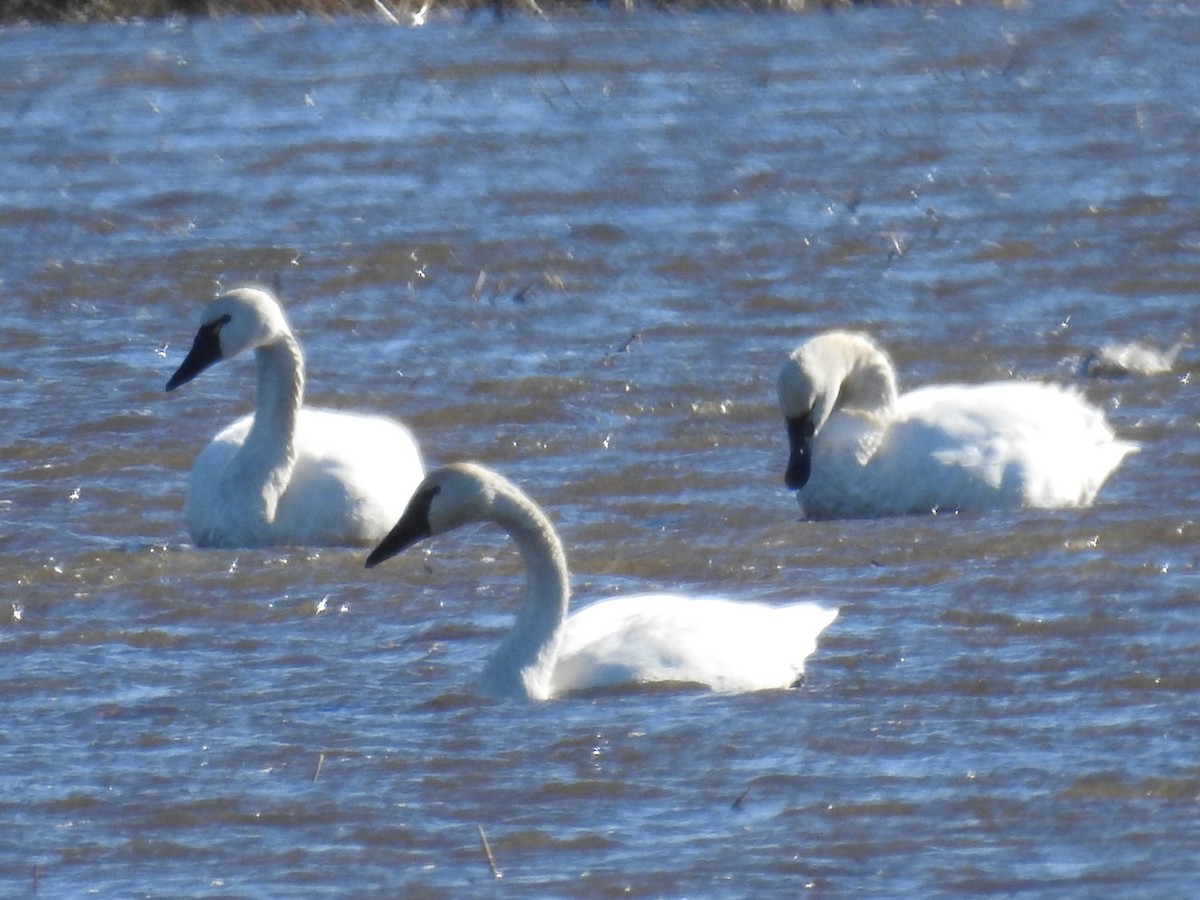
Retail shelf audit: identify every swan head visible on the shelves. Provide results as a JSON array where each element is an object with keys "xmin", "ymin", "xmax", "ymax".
[
  {"xmin": 365, "ymin": 463, "xmax": 500, "ymax": 568},
  {"xmin": 165, "ymin": 287, "xmax": 292, "ymax": 391},
  {"xmin": 778, "ymin": 344, "xmax": 840, "ymax": 490},
  {"xmin": 778, "ymin": 331, "xmax": 897, "ymax": 490}
]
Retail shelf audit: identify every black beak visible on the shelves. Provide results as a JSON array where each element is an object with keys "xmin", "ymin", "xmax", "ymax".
[
  {"xmin": 784, "ymin": 414, "xmax": 816, "ymax": 490},
  {"xmin": 165, "ymin": 316, "xmax": 228, "ymax": 391},
  {"xmin": 365, "ymin": 484, "xmax": 439, "ymax": 569}
]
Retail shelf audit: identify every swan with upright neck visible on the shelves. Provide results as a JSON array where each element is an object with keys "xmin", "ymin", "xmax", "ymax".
[
  {"xmin": 777, "ymin": 331, "xmax": 1136, "ymax": 520},
  {"xmin": 165, "ymin": 287, "xmax": 424, "ymax": 548},
  {"xmin": 365, "ymin": 463, "xmax": 838, "ymax": 701}
]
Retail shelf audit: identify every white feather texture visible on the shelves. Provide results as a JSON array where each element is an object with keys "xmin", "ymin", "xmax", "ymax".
[
  {"xmin": 366, "ymin": 463, "xmax": 838, "ymax": 701},
  {"xmin": 778, "ymin": 331, "xmax": 1136, "ymax": 520},
  {"xmin": 166, "ymin": 287, "xmax": 423, "ymax": 548}
]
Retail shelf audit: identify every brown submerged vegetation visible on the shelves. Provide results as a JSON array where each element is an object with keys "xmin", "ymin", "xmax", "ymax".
[{"xmin": 1, "ymin": 0, "xmax": 977, "ymax": 25}]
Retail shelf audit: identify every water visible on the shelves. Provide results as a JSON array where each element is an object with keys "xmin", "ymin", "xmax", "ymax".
[{"xmin": 2, "ymin": 3, "xmax": 1198, "ymax": 895}]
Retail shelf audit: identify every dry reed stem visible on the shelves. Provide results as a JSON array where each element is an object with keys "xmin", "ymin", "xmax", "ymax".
[
  {"xmin": 476, "ymin": 823, "xmax": 503, "ymax": 879},
  {"xmin": 731, "ymin": 786, "xmax": 751, "ymax": 810},
  {"xmin": 370, "ymin": 0, "xmax": 399, "ymax": 21}
]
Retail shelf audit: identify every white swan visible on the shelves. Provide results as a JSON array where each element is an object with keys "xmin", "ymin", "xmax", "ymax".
[
  {"xmin": 1081, "ymin": 340, "xmax": 1184, "ymax": 378},
  {"xmin": 777, "ymin": 331, "xmax": 1137, "ymax": 520},
  {"xmin": 365, "ymin": 462, "xmax": 838, "ymax": 701},
  {"xmin": 165, "ymin": 286, "xmax": 424, "ymax": 548}
]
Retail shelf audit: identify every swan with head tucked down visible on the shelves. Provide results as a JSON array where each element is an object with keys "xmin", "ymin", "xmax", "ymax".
[
  {"xmin": 165, "ymin": 286, "xmax": 424, "ymax": 548},
  {"xmin": 365, "ymin": 462, "xmax": 838, "ymax": 701},
  {"xmin": 777, "ymin": 331, "xmax": 1136, "ymax": 520}
]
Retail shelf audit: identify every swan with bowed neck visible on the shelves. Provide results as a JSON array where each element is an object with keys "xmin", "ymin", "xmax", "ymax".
[
  {"xmin": 777, "ymin": 331, "xmax": 1136, "ymax": 520},
  {"xmin": 165, "ymin": 287, "xmax": 423, "ymax": 548},
  {"xmin": 365, "ymin": 463, "xmax": 838, "ymax": 701}
]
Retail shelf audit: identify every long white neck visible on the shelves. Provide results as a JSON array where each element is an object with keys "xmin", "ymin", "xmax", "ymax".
[
  {"xmin": 228, "ymin": 334, "xmax": 305, "ymax": 524},
  {"xmin": 478, "ymin": 487, "xmax": 570, "ymax": 700}
]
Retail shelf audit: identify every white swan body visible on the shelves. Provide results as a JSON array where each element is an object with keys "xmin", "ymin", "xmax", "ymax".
[
  {"xmin": 365, "ymin": 463, "xmax": 838, "ymax": 701},
  {"xmin": 165, "ymin": 287, "xmax": 424, "ymax": 548},
  {"xmin": 778, "ymin": 331, "xmax": 1136, "ymax": 520},
  {"xmin": 1081, "ymin": 340, "xmax": 1184, "ymax": 378}
]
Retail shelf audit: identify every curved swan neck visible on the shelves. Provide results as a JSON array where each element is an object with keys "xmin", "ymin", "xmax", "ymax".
[
  {"xmin": 233, "ymin": 333, "xmax": 305, "ymax": 508},
  {"xmin": 834, "ymin": 339, "xmax": 898, "ymax": 414},
  {"xmin": 479, "ymin": 486, "xmax": 571, "ymax": 699}
]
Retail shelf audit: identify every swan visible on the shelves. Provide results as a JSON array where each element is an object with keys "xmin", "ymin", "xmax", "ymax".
[
  {"xmin": 165, "ymin": 286, "xmax": 424, "ymax": 548},
  {"xmin": 365, "ymin": 462, "xmax": 838, "ymax": 701},
  {"xmin": 1081, "ymin": 340, "xmax": 1184, "ymax": 378},
  {"xmin": 777, "ymin": 331, "xmax": 1137, "ymax": 520}
]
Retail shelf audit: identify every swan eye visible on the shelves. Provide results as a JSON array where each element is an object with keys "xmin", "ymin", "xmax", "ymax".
[
  {"xmin": 165, "ymin": 313, "xmax": 234, "ymax": 392},
  {"xmin": 365, "ymin": 482, "xmax": 441, "ymax": 568},
  {"xmin": 195, "ymin": 312, "xmax": 231, "ymax": 347},
  {"xmin": 204, "ymin": 313, "xmax": 232, "ymax": 335},
  {"xmin": 408, "ymin": 483, "xmax": 442, "ymax": 527}
]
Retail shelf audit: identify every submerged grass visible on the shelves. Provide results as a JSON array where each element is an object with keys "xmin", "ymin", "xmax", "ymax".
[{"xmin": 1, "ymin": 0, "xmax": 992, "ymax": 25}]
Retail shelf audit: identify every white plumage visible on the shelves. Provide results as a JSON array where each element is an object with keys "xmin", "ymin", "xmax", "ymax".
[
  {"xmin": 777, "ymin": 331, "xmax": 1136, "ymax": 520},
  {"xmin": 165, "ymin": 287, "xmax": 423, "ymax": 548},
  {"xmin": 366, "ymin": 462, "xmax": 838, "ymax": 701}
]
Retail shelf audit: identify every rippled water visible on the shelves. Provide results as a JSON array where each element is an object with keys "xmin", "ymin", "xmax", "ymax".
[{"xmin": 2, "ymin": 2, "xmax": 1198, "ymax": 896}]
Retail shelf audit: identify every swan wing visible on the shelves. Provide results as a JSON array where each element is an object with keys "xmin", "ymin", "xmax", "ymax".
[
  {"xmin": 274, "ymin": 409, "xmax": 424, "ymax": 545},
  {"xmin": 895, "ymin": 383, "xmax": 1136, "ymax": 508},
  {"xmin": 802, "ymin": 382, "xmax": 1134, "ymax": 517},
  {"xmin": 184, "ymin": 409, "xmax": 423, "ymax": 547},
  {"xmin": 550, "ymin": 595, "xmax": 838, "ymax": 696},
  {"xmin": 183, "ymin": 414, "xmax": 254, "ymax": 546}
]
